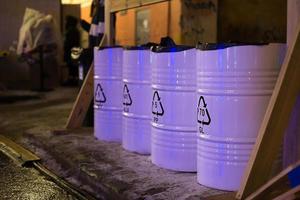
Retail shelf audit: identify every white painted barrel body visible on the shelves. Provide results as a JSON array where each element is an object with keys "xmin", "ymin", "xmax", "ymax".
[
  {"xmin": 122, "ymin": 48, "xmax": 152, "ymax": 154},
  {"xmin": 94, "ymin": 47, "xmax": 123, "ymax": 142},
  {"xmin": 151, "ymin": 48, "xmax": 197, "ymax": 172},
  {"xmin": 196, "ymin": 44, "xmax": 285, "ymax": 191}
]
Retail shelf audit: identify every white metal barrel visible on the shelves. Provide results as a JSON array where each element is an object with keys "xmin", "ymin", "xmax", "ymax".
[
  {"xmin": 94, "ymin": 46, "xmax": 123, "ymax": 142},
  {"xmin": 122, "ymin": 46, "xmax": 152, "ymax": 154},
  {"xmin": 196, "ymin": 43, "xmax": 286, "ymax": 191},
  {"xmin": 151, "ymin": 46, "xmax": 197, "ymax": 172}
]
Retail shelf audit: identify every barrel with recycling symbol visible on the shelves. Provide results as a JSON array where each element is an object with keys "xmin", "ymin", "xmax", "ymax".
[
  {"xmin": 151, "ymin": 46, "xmax": 197, "ymax": 172},
  {"xmin": 94, "ymin": 46, "xmax": 123, "ymax": 142},
  {"xmin": 196, "ymin": 43, "xmax": 286, "ymax": 191},
  {"xmin": 122, "ymin": 46, "xmax": 152, "ymax": 154}
]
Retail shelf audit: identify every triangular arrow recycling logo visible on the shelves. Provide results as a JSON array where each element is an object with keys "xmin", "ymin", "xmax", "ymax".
[
  {"xmin": 123, "ymin": 84, "xmax": 132, "ymax": 106},
  {"xmin": 152, "ymin": 91, "xmax": 164, "ymax": 116},
  {"xmin": 95, "ymin": 83, "xmax": 106, "ymax": 103},
  {"xmin": 197, "ymin": 96, "xmax": 211, "ymax": 125}
]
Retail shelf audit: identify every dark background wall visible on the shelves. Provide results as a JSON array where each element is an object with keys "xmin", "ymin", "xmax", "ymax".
[
  {"xmin": 0, "ymin": 0, "xmax": 61, "ymax": 50},
  {"xmin": 0, "ymin": 0, "xmax": 61, "ymax": 89}
]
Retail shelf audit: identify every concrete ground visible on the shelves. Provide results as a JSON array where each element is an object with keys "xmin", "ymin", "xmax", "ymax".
[
  {"xmin": 22, "ymin": 127, "xmax": 231, "ymax": 200},
  {"xmin": 0, "ymin": 87, "xmax": 234, "ymax": 200}
]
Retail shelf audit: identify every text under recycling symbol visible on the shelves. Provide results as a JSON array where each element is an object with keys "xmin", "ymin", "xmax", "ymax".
[
  {"xmin": 95, "ymin": 83, "xmax": 106, "ymax": 104},
  {"xmin": 152, "ymin": 91, "xmax": 164, "ymax": 116},
  {"xmin": 197, "ymin": 96, "xmax": 211, "ymax": 125},
  {"xmin": 123, "ymin": 84, "xmax": 132, "ymax": 106}
]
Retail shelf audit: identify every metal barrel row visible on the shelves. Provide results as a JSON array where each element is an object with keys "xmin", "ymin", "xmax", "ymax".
[{"xmin": 93, "ymin": 42, "xmax": 286, "ymax": 191}]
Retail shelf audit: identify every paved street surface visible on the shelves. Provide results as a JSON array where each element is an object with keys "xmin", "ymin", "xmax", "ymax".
[
  {"xmin": 0, "ymin": 151, "xmax": 75, "ymax": 200},
  {"xmin": 0, "ymin": 88, "xmax": 77, "ymax": 141},
  {"xmin": 0, "ymin": 88, "xmax": 78, "ymax": 199}
]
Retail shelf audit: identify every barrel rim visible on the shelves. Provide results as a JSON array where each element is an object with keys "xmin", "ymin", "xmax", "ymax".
[
  {"xmin": 123, "ymin": 43, "xmax": 158, "ymax": 50},
  {"xmin": 123, "ymin": 46, "xmax": 150, "ymax": 51},
  {"xmin": 196, "ymin": 42, "xmax": 270, "ymax": 51},
  {"xmin": 151, "ymin": 45, "xmax": 194, "ymax": 53},
  {"xmin": 95, "ymin": 46, "xmax": 123, "ymax": 51}
]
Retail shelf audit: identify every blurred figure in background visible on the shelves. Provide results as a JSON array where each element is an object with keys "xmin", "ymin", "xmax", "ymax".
[
  {"xmin": 89, "ymin": 0, "xmax": 105, "ymax": 47},
  {"xmin": 64, "ymin": 15, "xmax": 80, "ymax": 85},
  {"xmin": 17, "ymin": 8, "xmax": 61, "ymax": 91}
]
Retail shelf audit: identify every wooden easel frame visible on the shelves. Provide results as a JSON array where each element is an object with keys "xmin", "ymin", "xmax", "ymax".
[
  {"xmin": 237, "ymin": 23, "xmax": 300, "ymax": 199},
  {"xmin": 246, "ymin": 160, "xmax": 300, "ymax": 199},
  {"xmin": 274, "ymin": 185, "xmax": 300, "ymax": 200}
]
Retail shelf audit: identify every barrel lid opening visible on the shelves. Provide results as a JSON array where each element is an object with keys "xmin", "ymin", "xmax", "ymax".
[
  {"xmin": 96, "ymin": 45, "xmax": 123, "ymax": 50},
  {"xmin": 151, "ymin": 36, "xmax": 194, "ymax": 53},
  {"xmin": 196, "ymin": 42, "xmax": 269, "ymax": 50},
  {"xmin": 151, "ymin": 45, "xmax": 194, "ymax": 53},
  {"xmin": 124, "ymin": 42, "xmax": 158, "ymax": 50}
]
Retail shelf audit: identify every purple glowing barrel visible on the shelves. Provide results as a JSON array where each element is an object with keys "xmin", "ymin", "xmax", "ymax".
[
  {"xmin": 94, "ymin": 46, "xmax": 123, "ymax": 142},
  {"xmin": 196, "ymin": 43, "xmax": 286, "ymax": 190}
]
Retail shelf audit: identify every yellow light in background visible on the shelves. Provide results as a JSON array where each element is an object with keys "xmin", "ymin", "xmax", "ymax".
[{"xmin": 61, "ymin": 0, "xmax": 92, "ymax": 7}]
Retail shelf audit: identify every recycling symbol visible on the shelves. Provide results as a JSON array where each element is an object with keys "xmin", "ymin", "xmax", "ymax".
[
  {"xmin": 152, "ymin": 91, "xmax": 164, "ymax": 116},
  {"xmin": 95, "ymin": 83, "xmax": 106, "ymax": 104},
  {"xmin": 123, "ymin": 84, "xmax": 132, "ymax": 106},
  {"xmin": 197, "ymin": 96, "xmax": 211, "ymax": 125}
]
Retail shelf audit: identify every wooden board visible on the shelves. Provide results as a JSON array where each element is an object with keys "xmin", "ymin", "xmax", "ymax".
[
  {"xmin": 273, "ymin": 185, "xmax": 300, "ymax": 200},
  {"xmin": 65, "ymin": 64, "xmax": 94, "ymax": 129},
  {"xmin": 236, "ymin": 23, "xmax": 300, "ymax": 199},
  {"xmin": 246, "ymin": 161, "xmax": 300, "ymax": 200},
  {"xmin": 218, "ymin": 0, "xmax": 286, "ymax": 43},
  {"xmin": 181, "ymin": 0, "xmax": 286, "ymax": 44},
  {"xmin": 112, "ymin": 0, "xmax": 286, "ymax": 45}
]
